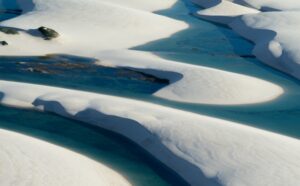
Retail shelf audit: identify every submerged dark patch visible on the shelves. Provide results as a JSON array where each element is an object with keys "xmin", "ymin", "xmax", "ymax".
[{"xmin": 0, "ymin": 54, "xmax": 169, "ymax": 95}]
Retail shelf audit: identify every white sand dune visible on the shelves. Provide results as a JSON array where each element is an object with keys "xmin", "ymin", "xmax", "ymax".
[
  {"xmin": 0, "ymin": 128, "xmax": 130, "ymax": 186},
  {"xmin": 230, "ymin": 0, "xmax": 300, "ymax": 11},
  {"xmin": 193, "ymin": 0, "xmax": 258, "ymax": 24},
  {"xmin": 0, "ymin": 0, "xmax": 283, "ymax": 105},
  {"xmin": 193, "ymin": 0, "xmax": 300, "ymax": 80},
  {"xmin": 97, "ymin": 0, "xmax": 178, "ymax": 12},
  {"xmin": 231, "ymin": 11, "xmax": 300, "ymax": 80},
  {"xmin": 0, "ymin": 81, "xmax": 299, "ymax": 186},
  {"xmin": 194, "ymin": 0, "xmax": 300, "ymax": 12},
  {"xmin": 96, "ymin": 50, "xmax": 282, "ymax": 105},
  {"xmin": 1, "ymin": 0, "xmax": 187, "ymax": 53},
  {"xmin": 0, "ymin": 1, "xmax": 297, "ymax": 186}
]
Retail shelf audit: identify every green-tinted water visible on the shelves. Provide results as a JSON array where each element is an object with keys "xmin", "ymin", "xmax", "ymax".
[
  {"xmin": 0, "ymin": 0, "xmax": 300, "ymax": 186},
  {"xmin": 1, "ymin": 0, "xmax": 299, "ymax": 139},
  {"xmin": 0, "ymin": 105, "xmax": 188, "ymax": 186}
]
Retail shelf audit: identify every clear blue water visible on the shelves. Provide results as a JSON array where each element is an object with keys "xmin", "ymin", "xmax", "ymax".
[
  {"xmin": 0, "ymin": 0, "xmax": 21, "ymax": 21},
  {"xmin": 0, "ymin": 55, "xmax": 168, "ymax": 95},
  {"xmin": 0, "ymin": 1, "xmax": 187, "ymax": 186},
  {"xmin": 1, "ymin": 0, "xmax": 300, "ymax": 185},
  {"xmin": 0, "ymin": 105, "xmax": 188, "ymax": 186},
  {"xmin": 1, "ymin": 0, "xmax": 297, "ymax": 139},
  {"xmin": 133, "ymin": 1, "xmax": 300, "ymax": 139}
]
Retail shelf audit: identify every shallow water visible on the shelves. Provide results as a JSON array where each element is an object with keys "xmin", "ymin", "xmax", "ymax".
[
  {"xmin": 1, "ymin": 0, "xmax": 298, "ymax": 139},
  {"xmin": 0, "ymin": 105, "xmax": 188, "ymax": 186},
  {"xmin": 0, "ymin": 1, "xmax": 188, "ymax": 186},
  {"xmin": 0, "ymin": 0, "xmax": 21, "ymax": 21},
  {"xmin": 0, "ymin": 0, "xmax": 300, "ymax": 185},
  {"xmin": 0, "ymin": 55, "xmax": 168, "ymax": 95},
  {"xmin": 134, "ymin": 1, "xmax": 300, "ymax": 139}
]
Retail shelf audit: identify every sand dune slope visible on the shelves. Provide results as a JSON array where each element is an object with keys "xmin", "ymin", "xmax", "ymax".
[{"xmin": 0, "ymin": 128, "xmax": 130, "ymax": 186}]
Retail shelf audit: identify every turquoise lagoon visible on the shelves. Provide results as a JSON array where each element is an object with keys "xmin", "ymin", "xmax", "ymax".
[
  {"xmin": 1, "ymin": 0, "xmax": 299, "ymax": 139},
  {"xmin": 0, "ymin": 0, "xmax": 300, "ymax": 186},
  {"xmin": 0, "ymin": 105, "xmax": 188, "ymax": 186}
]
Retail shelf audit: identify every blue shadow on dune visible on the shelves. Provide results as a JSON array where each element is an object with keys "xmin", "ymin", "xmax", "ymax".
[
  {"xmin": 0, "ymin": 104, "xmax": 190, "ymax": 186},
  {"xmin": 0, "ymin": 0, "xmax": 300, "ymax": 185},
  {"xmin": 131, "ymin": 0, "xmax": 300, "ymax": 139}
]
